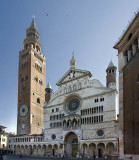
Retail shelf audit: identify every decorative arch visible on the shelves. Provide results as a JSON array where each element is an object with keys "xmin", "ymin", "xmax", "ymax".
[
  {"xmin": 106, "ymin": 142, "xmax": 115, "ymax": 156},
  {"xmin": 81, "ymin": 143, "xmax": 88, "ymax": 158},
  {"xmin": 89, "ymin": 143, "xmax": 96, "ymax": 158},
  {"xmin": 97, "ymin": 143, "xmax": 105, "ymax": 158},
  {"xmin": 64, "ymin": 131, "xmax": 79, "ymax": 157}
]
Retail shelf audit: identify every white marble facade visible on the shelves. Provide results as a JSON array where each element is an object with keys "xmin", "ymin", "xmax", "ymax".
[{"xmin": 43, "ymin": 56, "xmax": 118, "ymax": 158}]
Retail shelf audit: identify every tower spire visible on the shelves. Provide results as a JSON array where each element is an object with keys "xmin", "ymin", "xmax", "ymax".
[
  {"xmin": 30, "ymin": 16, "xmax": 37, "ymax": 29},
  {"xmin": 72, "ymin": 51, "xmax": 74, "ymax": 58},
  {"xmin": 24, "ymin": 17, "xmax": 41, "ymax": 51},
  {"xmin": 106, "ymin": 60, "xmax": 117, "ymax": 88},
  {"xmin": 70, "ymin": 52, "xmax": 77, "ymax": 69}
]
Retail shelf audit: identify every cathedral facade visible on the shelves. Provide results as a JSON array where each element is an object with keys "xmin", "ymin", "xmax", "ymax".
[
  {"xmin": 9, "ymin": 17, "xmax": 119, "ymax": 159},
  {"xmin": 43, "ymin": 56, "xmax": 118, "ymax": 158}
]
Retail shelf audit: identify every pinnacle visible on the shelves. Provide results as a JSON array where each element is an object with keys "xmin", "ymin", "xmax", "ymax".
[
  {"xmin": 46, "ymin": 82, "xmax": 52, "ymax": 89},
  {"xmin": 108, "ymin": 60, "xmax": 114, "ymax": 68},
  {"xmin": 30, "ymin": 16, "xmax": 37, "ymax": 29}
]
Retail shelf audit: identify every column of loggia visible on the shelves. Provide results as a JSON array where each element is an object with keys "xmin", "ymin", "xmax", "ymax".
[
  {"xmin": 123, "ymin": 40, "xmax": 139, "ymax": 66},
  {"xmin": 132, "ymin": 44, "xmax": 137, "ymax": 55},
  {"xmin": 127, "ymin": 50, "xmax": 132, "ymax": 61},
  {"xmin": 104, "ymin": 144, "xmax": 107, "ymax": 158},
  {"xmin": 57, "ymin": 144, "xmax": 60, "ymax": 157}
]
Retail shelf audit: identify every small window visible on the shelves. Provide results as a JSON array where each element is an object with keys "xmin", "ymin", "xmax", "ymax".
[
  {"xmin": 56, "ymin": 108, "xmax": 59, "ymax": 112},
  {"xmin": 36, "ymin": 77, "xmax": 38, "ymax": 82},
  {"xmin": 39, "ymin": 80, "xmax": 43, "ymax": 85},
  {"xmin": 34, "ymin": 77, "xmax": 38, "ymax": 82},
  {"xmin": 94, "ymin": 107, "xmax": 96, "ymax": 113},
  {"xmin": 101, "ymin": 106, "xmax": 103, "ymax": 112},
  {"xmin": 96, "ymin": 116, "xmax": 98, "ymax": 122},
  {"xmin": 37, "ymin": 98, "xmax": 40, "ymax": 104},
  {"xmin": 52, "ymin": 109, "xmax": 54, "ymax": 113},
  {"xmin": 94, "ymin": 116, "xmax": 96, "ymax": 123},
  {"xmin": 101, "ymin": 115, "xmax": 103, "ymax": 122},
  {"xmin": 128, "ymin": 33, "xmax": 132, "ymax": 41}
]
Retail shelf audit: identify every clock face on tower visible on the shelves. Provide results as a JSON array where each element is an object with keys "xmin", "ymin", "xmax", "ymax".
[
  {"xmin": 19, "ymin": 104, "xmax": 29, "ymax": 117},
  {"xmin": 65, "ymin": 96, "xmax": 80, "ymax": 113}
]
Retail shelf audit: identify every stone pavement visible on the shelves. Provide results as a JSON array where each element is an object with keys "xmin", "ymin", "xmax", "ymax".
[{"xmin": 2, "ymin": 154, "xmax": 114, "ymax": 160}]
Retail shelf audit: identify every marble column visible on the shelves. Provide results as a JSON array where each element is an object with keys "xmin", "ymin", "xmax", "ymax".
[
  {"xmin": 127, "ymin": 50, "xmax": 132, "ymax": 61},
  {"xmin": 132, "ymin": 45, "xmax": 137, "ymax": 55},
  {"xmin": 87, "ymin": 145, "xmax": 90, "ymax": 158},
  {"xmin": 123, "ymin": 56, "xmax": 127, "ymax": 66},
  {"xmin": 96, "ymin": 147, "xmax": 98, "ymax": 158},
  {"xmin": 104, "ymin": 146, "xmax": 107, "ymax": 158}
]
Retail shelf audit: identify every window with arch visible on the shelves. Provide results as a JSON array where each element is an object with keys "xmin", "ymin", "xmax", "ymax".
[
  {"xmin": 85, "ymin": 118, "xmax": 87, "ymax": 124},
  {"xmin": 34, "ymin": 76, "xmax": 38, "ymax": 82},
  {"xmin": 35, "ymin": 61, "xmax": 42, "ymax": 72},
  {"xmin": 36, "ymin": 45, "xmax": 40, "ymax": 52},
  {"xmin": 92, "ymin": 117, "xmax": 94, "ymax": 123},
  {"xmin": 101, "ymin": 115, "xmax": 103, "ymax": 122},
  {"xmin": 94, "ymin": 116, "xmax": 96, "ymax": 123},
  {"xmin": 39, "ymin": 80, "xmax": 43, "ymax": 85},
  {"xmin": 101, "ymin": 106, "xmax": 103, "ymax": 112}
]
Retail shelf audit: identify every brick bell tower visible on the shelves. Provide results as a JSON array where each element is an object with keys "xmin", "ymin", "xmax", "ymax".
[
  {"xmin": 45, "ymin": 82, "xmax": 53, "ymax": 103},
  {"xmin": 106, "ymin": 60, "xmax": 117, "ymax": 89},
  {"xmin": 17, "ymin": 17, "xmax": 46, "ymax": 135}
]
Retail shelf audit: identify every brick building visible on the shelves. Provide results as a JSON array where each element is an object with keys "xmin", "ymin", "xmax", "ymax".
[
  {"xmin": 114, "ymin": 10, "xmax": 139, "ymax": 160},
  {"xmin": 17, "ymin": 17, "xmax": 46, "ymax": 135}
]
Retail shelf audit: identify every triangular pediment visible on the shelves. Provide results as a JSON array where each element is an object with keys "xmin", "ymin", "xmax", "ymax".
[{"xmin": 56, "ymin": 69, "xmax": 92, "ymax": 86}]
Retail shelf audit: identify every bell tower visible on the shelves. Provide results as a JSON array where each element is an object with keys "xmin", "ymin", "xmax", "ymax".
[
  {"xmin": 17, "ymin": 17, "xmax": 46, "ymax": 135},
  {"xmin": 45, "ymin": 82, "xmax": 53, "ymax": 103},
  {"xmin": 106, "ymin": 60, "xmax": 117, "ymax": 89}
]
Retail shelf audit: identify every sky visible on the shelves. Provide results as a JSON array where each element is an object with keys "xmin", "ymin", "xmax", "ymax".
[{"xmin": 0, "ymin": 0, "xmax": 139, "ymax": 133}]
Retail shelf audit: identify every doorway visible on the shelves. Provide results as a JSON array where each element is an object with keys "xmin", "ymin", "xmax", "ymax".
[
  {"xmin": 98, "ymin": 148, "xmax": 103, "ymax": 158},
  {"xmin": 64, "ymin": 132, "xmax": 78, "ymax": 157}
]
